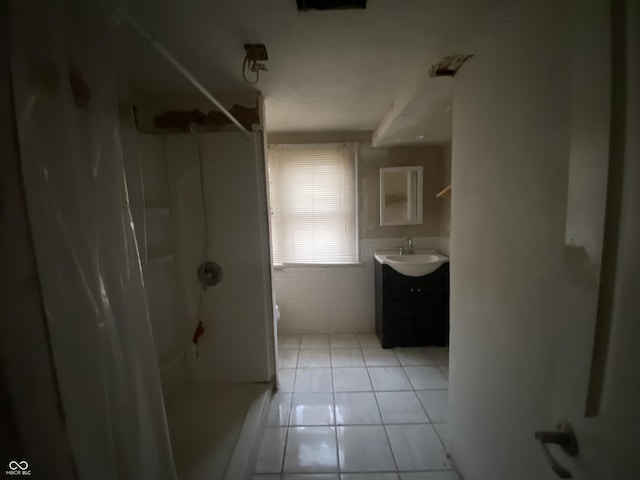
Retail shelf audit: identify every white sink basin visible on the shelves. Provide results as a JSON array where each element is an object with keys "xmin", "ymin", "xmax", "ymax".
[{"xmin": 374, "ymin": 250, "xmax": 449, "ymax": 277}]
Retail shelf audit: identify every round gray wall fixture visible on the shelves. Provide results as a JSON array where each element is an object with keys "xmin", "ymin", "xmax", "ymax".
[{"xmin": 198, "ymin": 261, "xmax": 223, "ymax": 290}]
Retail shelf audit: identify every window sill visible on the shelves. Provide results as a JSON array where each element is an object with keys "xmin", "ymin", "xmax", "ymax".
[{"xmin": 272, "ymin": 262, "xmax": 363, "ymax": 270}]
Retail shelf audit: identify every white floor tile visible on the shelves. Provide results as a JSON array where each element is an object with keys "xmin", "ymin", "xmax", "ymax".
[
  {"xmin": 298, "ymin": 349, "xmax": 332, "ymax": 367},
  {"xmin": 332, "ymin": 368, "xmax": 372, "ymax": 392},
  {"xmin": 341, "ymin": 474, "xmax": 399, "ymax": 480},
  {"xmin": 255, "ymin": 427, "xmax": 287, "ymax": 473},
  {"xmin": 331, "ymin": 349, "xmax": 365, "ymax": 367},
  {"xmin": 385, "ymin": 424, "xmax": 450, "ymax": 471},
  {"xmin": 358, "ymin": 333, "xmax": 382, "ymax": 349},
  {"xmin": 284, "ymin": 474, "xmax": 340, "ymax": 479},
  {"xmin": 267, "ymin": 393, "xmax": 293, "ymax": 426},
  {"xmin": 363, "ymin": 349, "xmax": 400, "ymax": 367},
  {"xmin": 334, "ymin": 392, "xmax": 382, "ymax": 425},
  {"xmin": 300, "ymin": 334, "xmax": 330, "ymax": 349},
  {"xmin": 403, "ymin": 366, "xmax": 449, "ymax": 390},
  {"xmin": 368, "ymin": 367, "xmax": 413, "ymax": 391},
  {"xmin": 393, "ymin": 348, "xmax": 435, "ymax": 366},
  {"xmin": 290, "ymin": 393, "xmax": 335, "ymax": 426},
  {"xmin": 263, "ymin": 334, "xmax": 454, "ymax": 478},
  {"xmin": 337, "ymin": 426, "xmax": 396, "ymax": 472},
  {"xmin": 433, "ymin": 423, "xmax": 451, "ymax": 449},
  {"xmin": 425, "ymin": 347, "xmax": 449, "ymax": 365},
  {"xmin": 416, "ymin": 390, "xmax": 449, "ymax": 423},
  {"xmin": 399, "ymin": 472, "xmax": 458, "ymax": 480},
  {"xmin": 376, "ymin": 391, "xmax": 430, "ymax": 424},
  {"xmin": 294, "ymin": 368, "xmax": 333, "ymax": 392},
  {"xmin": 279, "ymin": 369, "xmax": 296, "ymax": 393},
  {"xmin": 279, "ymin": 349, "xmax": 300, "ymax": 368},
  {"xmin": 329, "ymin": 334, "xmax": 360, "ymax": 349},
  {"xmin": 284, "ymin": 426, "xmax": 338, "ymax": 473},
  {"xmin": 279, "ymin": 334, "xmax": 301, "ymax": 349}
]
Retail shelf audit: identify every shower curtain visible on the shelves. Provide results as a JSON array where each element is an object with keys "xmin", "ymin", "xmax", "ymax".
[{"xmin": 8, "ymin": 0, "xmax": 176, "ymax": 478}]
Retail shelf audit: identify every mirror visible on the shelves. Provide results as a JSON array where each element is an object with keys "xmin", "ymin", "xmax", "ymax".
[{"xmin": 379, "ymin": 166, "xmax": 423, "ymax": 226}]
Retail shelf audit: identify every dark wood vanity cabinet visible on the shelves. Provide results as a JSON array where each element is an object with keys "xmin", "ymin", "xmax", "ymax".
[{"xmin": 375, "ymin": 261, "xmax": 450, "ymax": 349}]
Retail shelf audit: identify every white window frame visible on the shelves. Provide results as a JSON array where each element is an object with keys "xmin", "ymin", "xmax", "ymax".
[{"xmin": 267, "ymin": 142, "xmax": 359, "ymax": 266}]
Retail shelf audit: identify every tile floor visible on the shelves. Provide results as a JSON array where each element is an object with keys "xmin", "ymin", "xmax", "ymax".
[{"xmin": 254, "ymin": 333, "xmax": 455, "ymax": 480}]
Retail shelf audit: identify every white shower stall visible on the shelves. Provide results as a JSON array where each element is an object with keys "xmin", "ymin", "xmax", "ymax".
[
  {"xmin": 138, "ymin": 127, "xmax": 277, "ymax": 478},
  {"xmin": 8, "ymin": 0, "xmax": 277, "ymax": 478}
]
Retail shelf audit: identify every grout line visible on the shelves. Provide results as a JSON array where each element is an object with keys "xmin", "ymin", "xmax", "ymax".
[
  {"xmin": 291, "ymin": 367, "xmax": 298, "ymax": 396},
  {"xmin": 281, "ymin": 421, "xmax": 436, "ymax": 427},
  {"xmin": 432, "ymin": 422, "xmax": 450, "ymax": 450},
  {"xmin": 417, "ymin": 393, "xmax": 435, "ymax": 424},
  {"xmin": 438, "ymin": 364, "xmax": 449, "ymax": 378},
  {"xmin": 280, "ymin": 424, "xmax": 290, "ymax": 474},
  {"xmin": 331, "ymin": 358, "xmax": 340, "ymax": 474},
  {"xmin": 363, "ymin": 344, "xmax": 401, "ymax": 474},
  {"xmin": 290, "ymin": 364, "xmax": 442, "ymax": 369},
  {"xmin": 317, "ymin": 468, "xmax": 456, "ymax": 475}
]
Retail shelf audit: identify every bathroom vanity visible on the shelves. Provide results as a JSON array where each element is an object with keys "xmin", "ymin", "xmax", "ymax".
[{"xmin": 374, "ymin": 251, "xmax": 450, "ymax": 349}]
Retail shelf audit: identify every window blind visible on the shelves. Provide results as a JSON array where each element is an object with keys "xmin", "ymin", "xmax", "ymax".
[{"xmin": 267, "ymin": 143, "xmax": 357, "ymax": 264}]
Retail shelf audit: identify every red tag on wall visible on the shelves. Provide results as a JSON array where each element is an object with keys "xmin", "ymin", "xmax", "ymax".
[{"xmin": 192, "ymin": 321, "xmax": 205, "ymax": 345}]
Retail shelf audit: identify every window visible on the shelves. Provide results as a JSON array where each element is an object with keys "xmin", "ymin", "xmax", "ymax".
[{"xmin": 267, "ymin": 143, "xmax": 358, "ymax": 265}]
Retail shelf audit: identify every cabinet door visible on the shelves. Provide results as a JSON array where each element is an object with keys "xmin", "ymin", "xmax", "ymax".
[
  {"xmin": 419, "ymin": 264, "xmax": 450, "ymax": 346},
  {"xmin": 380, "ymin": 263, "xmax": 450, "ymax": 347}
]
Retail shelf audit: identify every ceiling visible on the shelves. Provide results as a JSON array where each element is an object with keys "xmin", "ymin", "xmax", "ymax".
[{"xmin": 121, "ymin": 0, "xmax": 514, "ymax": 144}]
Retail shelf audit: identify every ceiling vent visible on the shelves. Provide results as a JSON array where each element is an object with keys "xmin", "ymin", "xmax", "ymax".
[{"xmin": 296, "ymin": 0, "xmax": 367, "ymax": 11}]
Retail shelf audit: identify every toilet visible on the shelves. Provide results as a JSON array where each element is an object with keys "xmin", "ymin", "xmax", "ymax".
[
  {"xmin": 273, "ymin": 290, "xmax": 280, "ymax": 324},
  {"xmin": 273, "ymin": 295, "xmax": 281, "ymax": 353}
]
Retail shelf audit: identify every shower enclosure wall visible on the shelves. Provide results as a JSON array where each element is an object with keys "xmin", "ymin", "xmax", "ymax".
[
  {"xmin": 137, "ymin": 124, "xmax": 277, "ymax": 479},
  {"xmin": 122, "ymin": 6, "xmax": 278, "ymax": 478},
  {"xmin": 165, "ymin": 131, "xmax": 274, "ymax": 383}
]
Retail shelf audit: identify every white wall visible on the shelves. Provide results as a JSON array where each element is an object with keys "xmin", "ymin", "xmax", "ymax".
[
  {"xmin": 448, "ymin": 1, "xmax": 570, "ymax": 479},
  {"xmin": 275, "ymin": 236, "xmax": 448, "ymax": 334}
]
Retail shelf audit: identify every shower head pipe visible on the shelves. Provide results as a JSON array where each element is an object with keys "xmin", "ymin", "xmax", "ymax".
[{"xmin": 115, "ymin": 7, "xmax": 252, "ymax": 137}]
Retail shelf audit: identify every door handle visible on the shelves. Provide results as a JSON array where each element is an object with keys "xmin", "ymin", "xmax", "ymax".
[{"xmin": 534, "ymin": 420, "xmax": 579, "ymax": 479}]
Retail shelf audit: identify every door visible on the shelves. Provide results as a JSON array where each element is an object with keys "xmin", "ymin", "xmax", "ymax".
[
  {"xmin": 448, "ymin": 0, "xmax": 639, "ymax": 478},
  {"xmin": 541, "ymin": 1, "xmax": 640, "ymax": 479}
]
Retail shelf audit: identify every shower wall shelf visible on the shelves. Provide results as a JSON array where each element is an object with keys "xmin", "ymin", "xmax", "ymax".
[{"xmin": 436, "ymin": 184, "xmax": 451, "ymax": 198}]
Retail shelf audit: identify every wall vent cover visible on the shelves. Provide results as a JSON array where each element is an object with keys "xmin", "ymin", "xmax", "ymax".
[{"xmin": 296, "ymin": 0, "xmax": 367, "ymax": 11}]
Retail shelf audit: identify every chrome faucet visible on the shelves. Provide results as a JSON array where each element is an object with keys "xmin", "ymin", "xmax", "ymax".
[{"xmin": 399, "ymin": 237, "xmax": 414, "ymax": 255}]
